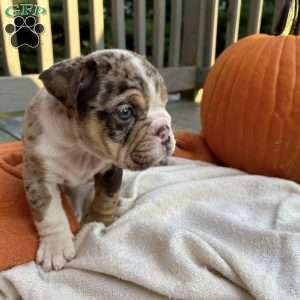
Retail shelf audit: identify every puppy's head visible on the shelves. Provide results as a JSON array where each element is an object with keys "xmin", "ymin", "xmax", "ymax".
[{"xmin": 39, "ymin": 50, "xmax": 175, "ymax": 170}]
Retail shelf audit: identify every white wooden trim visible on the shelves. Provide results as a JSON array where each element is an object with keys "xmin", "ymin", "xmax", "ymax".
[
  {"xmin": 89, "ymin": 0, "xmax": 104, "ymax": 50},
  {"xmin": 37, "ymin": 0, "xmax": 54, "ymax": 71},
  {"xmin": 204, "ymin": 0, "xmax": 219, "ymax": 66},
  {"xmin": 63, "ymin": 0, "xmax": 81, "ymax": 58}
]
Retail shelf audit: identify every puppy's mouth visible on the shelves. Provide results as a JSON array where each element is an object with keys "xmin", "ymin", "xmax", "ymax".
[
  {"xmin": 128, "ymin": 154, "xmax": 161, "ymax": 170},
  {"xmin": 126, "ymin": 140, "xmax": 174, "ymax": 171}
]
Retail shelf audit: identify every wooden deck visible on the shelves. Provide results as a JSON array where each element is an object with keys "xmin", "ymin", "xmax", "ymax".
[
  {"xmin": 0, "ymin": 100, "xmax": 200, "ymax": 143},
  {"xmin": 0, "ymin": 116, "xmax": 23, "ymax": 142}
]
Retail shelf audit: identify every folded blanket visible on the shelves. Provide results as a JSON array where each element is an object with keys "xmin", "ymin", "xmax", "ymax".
[
  {"xmin": 0, "ymin": 142, "xmax": 79, "ymax": 271},
  {"xmin": 1, "ymin": 158, "xmax": 300, "ymax": 299}
]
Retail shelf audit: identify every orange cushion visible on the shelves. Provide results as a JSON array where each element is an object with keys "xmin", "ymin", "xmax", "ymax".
[
  {"xmin": 174, "ymin": 131, "xmax": 219, "ymax": 164},
  {"xmin": 0, "ymin": 142, "xmax": 79, "ymax": 271}
]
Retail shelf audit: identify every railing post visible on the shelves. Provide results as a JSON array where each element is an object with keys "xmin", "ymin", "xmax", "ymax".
[
  {"xmin": 180, "ymin": 0, "xmax": 201, "ymax": 99},
  {"xmin": 247, "ymin": 0, "xmax": 264, "ymax": 34},
  {"xmin": 133, "ymin": 0, "xmax": 146, "ymax": 55},
  {"xmin": 181, "ymin": 0, "xmax": 218, "ymax": 100},
  {"xmin": 168, "ymin": 0, "xmax": 183, "ymax": 67},
  {"xmin": 181, "ymin": 0, "xmax": 201, "ymax": 66},
  {"xmin": 63, "ymin": 0, "xmax": 81, "ymax": 58},
  {"xmin": 89, "ymin": 0, "xmax": 105, "ymax": 50},
  {"xmin": 225, "ymin": 0, "xmax": 241, "ymax": 47},
  {"xmin": 153, "ymin": 0, "xmax": 166, "ymax": 67},
  {"xmin": 37, "ymin": 0, "xmax": 54, "ymax": 71},
  {"xmin": 272, "ymin": 0, "xmax": 286, "ymax": 33},
  {"xmin": 203, "ymin": 0, "xmax": 219, "ymax": 67},
  {"xmin": 111, "ymin": 0, "xmax": 126, "ymax": 49}
]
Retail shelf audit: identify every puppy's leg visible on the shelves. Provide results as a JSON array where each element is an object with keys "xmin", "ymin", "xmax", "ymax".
[
  {"xmin": 62, "ymin": 182, "xmax": 95, "ymax": 223},
  {"xmin": 24, "ymin": 157, "xmax": 75, "ymax": 271},
  {"xmin": 87, "ymin": 166, "xmax": 123, "ymax": 226}
]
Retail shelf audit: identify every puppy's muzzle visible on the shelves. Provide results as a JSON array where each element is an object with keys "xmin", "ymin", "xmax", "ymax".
[
  {"xmin": 129, "ymin": 127, "xmax": 175, "ymax": 170},
  {"xmin": 156, "ymin": 125, "xmax": 171, "ymax": 147}
]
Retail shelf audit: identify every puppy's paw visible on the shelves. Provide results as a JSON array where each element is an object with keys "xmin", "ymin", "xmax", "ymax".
[{"xmin": 36, "ymin": 232, "xmax": 75, "ymax": 272}]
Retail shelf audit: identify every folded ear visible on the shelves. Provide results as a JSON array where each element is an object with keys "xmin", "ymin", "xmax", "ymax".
[{"xmin": 39, "ymin": 57, "xmax": 97, "ymax": 109}]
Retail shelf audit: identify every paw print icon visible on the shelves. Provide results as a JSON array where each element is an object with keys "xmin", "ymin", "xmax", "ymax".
[{"xmin": 5, "ymin": 16, "xmax": 44, "ymax": 48}]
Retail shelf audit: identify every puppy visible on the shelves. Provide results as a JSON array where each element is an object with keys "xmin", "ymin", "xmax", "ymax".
[{"xmin": 22, "ymin": 50, "xmax": 176, "ymax": 271}]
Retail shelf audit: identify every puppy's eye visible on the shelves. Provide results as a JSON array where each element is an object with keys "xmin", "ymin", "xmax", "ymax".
[{"xmin": 116, "ymin": 104, "xmax": 133, "ymax": 121}]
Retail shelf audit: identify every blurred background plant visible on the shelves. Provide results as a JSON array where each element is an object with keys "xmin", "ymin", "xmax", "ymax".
[{"xmin": 0, "ymin": 0, "xmax": 275, "ymax": 75}]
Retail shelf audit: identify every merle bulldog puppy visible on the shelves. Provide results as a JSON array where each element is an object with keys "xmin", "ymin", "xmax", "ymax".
[{"xmin": 23, "ymin": 50, "xmax": 176, "ymax": 271}]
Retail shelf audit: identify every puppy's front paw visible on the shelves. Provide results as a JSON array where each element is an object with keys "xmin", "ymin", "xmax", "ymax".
[{"xmin": 36, "ymin": 232, "xmax": 75, "ymax": 272}]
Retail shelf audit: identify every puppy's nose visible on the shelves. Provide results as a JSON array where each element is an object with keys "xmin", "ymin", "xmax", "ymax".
[{"xmin": 156, "ymin": 125, "xmax": 170, "ymax": 145}]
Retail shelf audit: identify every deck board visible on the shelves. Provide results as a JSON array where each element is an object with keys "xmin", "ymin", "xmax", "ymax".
[
  {"xmin": 0, "ymin": 129, "xmax": 16, "ymax": 142},
  {"xmin": 0, "ymin": 117, "xmax": 23, "ymax": 139},
  {"xmin": 167, "ymin": 100, "xmax": 200, "ymax": 133}
]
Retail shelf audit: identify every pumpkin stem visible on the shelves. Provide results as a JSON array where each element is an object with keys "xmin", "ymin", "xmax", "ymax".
[{"xmin": 274, "ymin": 0, "xmax": 300, "ymax": 35}]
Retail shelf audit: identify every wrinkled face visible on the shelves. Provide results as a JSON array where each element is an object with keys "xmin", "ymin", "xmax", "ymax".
[{"xmin": 39, "ymin": 50, "xmax": 176, "ymax": 170}]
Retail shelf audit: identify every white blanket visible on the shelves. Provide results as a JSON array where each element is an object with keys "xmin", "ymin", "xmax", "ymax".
[{"xmin": 1, "ymin": 158, "xmax": 300, "ymax": 300}]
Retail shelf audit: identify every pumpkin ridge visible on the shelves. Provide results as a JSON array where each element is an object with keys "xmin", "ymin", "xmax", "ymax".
[
  {"xmin": 285, "ymin": 36, "xmax": 300, "ymax": 178},
  {"xmin": 213, "ymin": 40, "xmax": 254, "ymax": 153},
  {"xmin": 202, "ymin": 39, "xmax": 253, "ymax": 135},
  {"xmin": 278, "ymin": 36, "xmax": 297, "ymax": 174},
  {"xmin": 269, "ymin": 37, "xmax": 291, "ymax": 172},
  {"xmin": 290, "ymin": 36, "xmax": 299, "ymax": 119},
  {"xmin": 249, "ymin": 36, "xmax": 279, "ymax": 172},
  {"xmin": 274, "ymin": 36, "xmax": 292, "ymax": 116},
  {"xmin": 204, "ymin": 38, "xmax": 259, "ymax": 162},
  {"xmin": 251, "ymin": 36, "xmax": 284, "ymax": 172},
  {"xmin": 202, "ymin": 49, "xmax": 237, "ymax": 134},
  {"xmin": 261, "ymin": 36, "xmax": 287, "ymax": 171},
  {"xmin": 240, "ymin": 37, "xmax": 273, "ymax": 169},
  {"xmin": 222, "ymin": 39, "xmax": 265, "ymax": 164}
]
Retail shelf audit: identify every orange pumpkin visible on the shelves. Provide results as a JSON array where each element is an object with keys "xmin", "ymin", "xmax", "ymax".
[
  {"xmin": 201, "ymin": 34, "xmax": 300, "ymax": 182},
  {"xmin": 174, "ymin": 2, "xmax": 300, "ymax": 182}
]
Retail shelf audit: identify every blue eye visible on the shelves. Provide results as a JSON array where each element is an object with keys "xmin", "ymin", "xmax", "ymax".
[{"xmin": 117, "ymin": 104, "xmax": 133, "ymax": 121}]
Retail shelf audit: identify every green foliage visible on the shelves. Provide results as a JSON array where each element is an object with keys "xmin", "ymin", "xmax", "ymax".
[{"xmin": 0, "ymin": 0, "xmax": 275, "ymax": 76}]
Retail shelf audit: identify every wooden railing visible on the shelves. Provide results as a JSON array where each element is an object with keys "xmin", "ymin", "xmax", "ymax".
[{"xmin": 0, "ymin": 0, "xmax": 284, "ymax": 113}]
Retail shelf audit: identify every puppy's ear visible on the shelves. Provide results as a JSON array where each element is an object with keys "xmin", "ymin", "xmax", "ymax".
[{"xmin": 39, "ymin": 57, "xmax": 97, "ymax": 109}]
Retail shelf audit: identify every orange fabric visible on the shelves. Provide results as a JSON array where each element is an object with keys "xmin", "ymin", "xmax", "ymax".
[
  {"xmin": 0, "ymin": 142, "xmax": 79, "ymax": 271},
  {"xmin": 174, "ymin": 131, "xmax": 218, "ymax": 164}
]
